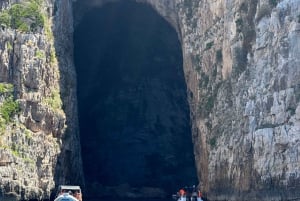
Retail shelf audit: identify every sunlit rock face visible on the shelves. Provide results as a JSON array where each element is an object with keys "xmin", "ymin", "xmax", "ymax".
[
  {"xmin": 0, "ymin": 0, "xmax": 82, "ymax": 200},
  {"xmin": 74, "ymin": 1, "xmax": 196, "ymax": 197},
  {"xmin": 1, "ymin": 0, "xmax": 300, "ymax": 200}
]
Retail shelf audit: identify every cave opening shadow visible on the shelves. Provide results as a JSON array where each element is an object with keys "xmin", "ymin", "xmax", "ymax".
[{"xmin": 74, "ymin": 0, "xmax": 197, "ymax": 198}]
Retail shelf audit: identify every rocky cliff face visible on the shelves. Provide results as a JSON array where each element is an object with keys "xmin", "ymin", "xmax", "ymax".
[
  {"xmin": 0, "ymin": 0, "xmax": 83, "ymax": 200},
  {"xmin": 0, "ymin": 0, "xmax": 300, "ymax": 200},
  {"xmin": 172, "ymin": 1, "xmax": 300, "ymax": 200},
  {"xmin": 151, "ymin": 0, "xmax": 300, "ymax": 200}
]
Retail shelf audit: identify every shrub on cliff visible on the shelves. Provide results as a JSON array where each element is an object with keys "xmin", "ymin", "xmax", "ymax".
[
  {"xmin": 0, "ymin": 83, "xmax": 20, "ymax": 131},
  {"xmin": 43, "ymin": 89, "xmax": 63, "ymax": 112},
  {"xmin": 0, "ymin": 12, "xmax": 10, "ymax": 28},
  {"xmin": 0, "ymin": 83, "xmax": 14, "ymax": 94},
  {"xmin": 0, "ymin": 0, "xmax": 44, "ymax": 32},
  {"xmin": 0, "ymin": 97, "xmax": 20, "ymax": 123}
]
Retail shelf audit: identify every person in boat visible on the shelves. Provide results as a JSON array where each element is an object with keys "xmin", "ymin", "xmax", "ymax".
[
  {"xmin": 73, "ymin": 190, "xmax": 82, "ymax": 201},
  {"xmin": 197, "ymin": 189, "xmax": 203, "ymax": 201},
  {"xmin": 191, "ymin": 187, "xmax": 198, "ymax": 201},
  {"xmin": 55, "ymin": 185, "xmax": 82, "ymax": 201},
  {"xmin": 177, "ymin": 188, "xmax": 186, "ymax": 201}
]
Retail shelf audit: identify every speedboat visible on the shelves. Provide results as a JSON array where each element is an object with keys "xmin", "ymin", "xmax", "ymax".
[{"xmin": 54, "ymin": 185, "xmax": 82, "ymax": 201}]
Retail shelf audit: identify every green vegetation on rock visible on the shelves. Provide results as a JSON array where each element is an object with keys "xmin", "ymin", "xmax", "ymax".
[
  {"xmin": 0, "ymin": 0, "xmax": 44, "ymax": 32},
  {"xmin": 6, "ymin": 41, "xmax": 13, "ymax": 50},
  {"xmin": 35, "ymin": 49, "xmax": 46, "ymax": 59},
  {"xmin": 0, "ymin": 97, "xmax": 20, "ymax": 123},
  {"xmin": 0, "ymin": 83, "xmax": 14, "ymax": 94},
  {"xmin": 0, "ymin": 83, "xmax": 20, "ymax": 133},
  {"xmin": 43, "ymin": 88, "xmax": 63, "ymax": 112},
  {"xmin": 0, "ymin": 12, "xmax": 10, "ymax": 27},
  {"xmin": 50, "ymin": 47, "xmax": 57, "ymax": 64}
]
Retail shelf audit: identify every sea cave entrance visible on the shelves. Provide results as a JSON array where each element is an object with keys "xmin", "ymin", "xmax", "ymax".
[{"xmin": 73, "ymin": 1, "xmax": 197, "ymax": 198}]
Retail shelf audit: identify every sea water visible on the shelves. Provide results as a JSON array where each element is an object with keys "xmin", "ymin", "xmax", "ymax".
[{"xmin": 86, "ymin": 199, "xmax": 173, "ymax": 201}]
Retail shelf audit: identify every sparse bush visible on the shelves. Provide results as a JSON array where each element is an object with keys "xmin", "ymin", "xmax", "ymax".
[
  {"xmin": 0, "ymin": 83, "xmax": 16, "ymax": 133},
  {"xmin": 50, "ymin": 47, "xmax": 57, "ymax": 64},
  {"xmin": 0, "ymin": 83, "xmax": 14, "ymax": 94},
  {"xmin": 0, "ymin": 97, "xmax": 20, "ymax": 123},
  {"xmin": 0, "ymin": 12, "xmax": 10, "ymax": 27},
  {"xmin": 43, "ymin": 89, "xmax": 62, "ymax": 111},
  {"xmin": 25, "ymin": 129, "xmax": 33, "ymax": 139},
  {"xmin": 6, "ymin": 41, "xmax": 13, "ymax": 50},
  {"xmin": 35, "ymin": 49, "xmax": 45, "ymax": 59},
  {"xmin": 44, "ymin": 14, "xmax": 53, "ymax": 40},
  {"xmin": 0, "ymin": 118, "xmax": 6, "ymax": 134}
]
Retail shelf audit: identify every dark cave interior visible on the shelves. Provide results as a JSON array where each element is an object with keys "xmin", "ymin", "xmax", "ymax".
[{"xmin": 74, "ymin": 0, "xmax": 197, "ymax": 196}]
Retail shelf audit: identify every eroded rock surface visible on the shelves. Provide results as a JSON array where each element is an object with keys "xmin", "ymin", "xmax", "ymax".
[
  {"xmin": 0, "ymin": 0, "xmax": 299, "ymax": 200},
  {"xmin": 0, "ymin": 0, "xmax": 83, "ymax": 200}
]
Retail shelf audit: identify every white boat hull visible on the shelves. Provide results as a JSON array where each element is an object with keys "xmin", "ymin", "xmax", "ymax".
[
  {"xmin": 54, "ymin": 193, "xmax": 79, "ymax": 201},
  {"xmin": 178, "ymin": 196, "xmax": 187, "ymax": 201}
]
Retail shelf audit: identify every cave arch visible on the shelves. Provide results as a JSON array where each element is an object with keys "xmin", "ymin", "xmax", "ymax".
[{"xmin": 73, "ymin": 0, "xmax": 196, "ymax": 197}]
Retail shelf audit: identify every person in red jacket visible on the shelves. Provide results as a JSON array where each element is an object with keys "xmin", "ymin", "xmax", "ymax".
[
  {"xmin": 197, "ymin": 189, "xmax": 203, "ymax": 201},
  {"xmin": 179, "ymin": 188, "xmax": 186, "ymax": 197}
]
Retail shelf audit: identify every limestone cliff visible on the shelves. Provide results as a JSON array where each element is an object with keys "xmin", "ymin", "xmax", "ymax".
[
  {"xmin": 171, "ymin": 1, "xmax": 300, "ymax": 200},
  {"xmin": 0, "ymin": 0, "xmax": 83, "ymax": 200},
  {"xmin": 142, "ymin": 0, "xmax": 300, "ymax": 200},
  {"xmin": 0, "ymin": 0, "xmax": 300, "ymax": 200}
]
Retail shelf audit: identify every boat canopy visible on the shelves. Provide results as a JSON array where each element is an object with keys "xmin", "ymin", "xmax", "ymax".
[{"xmin": 58, "ymin": 185, "xmax": 81, "ymax": 192}]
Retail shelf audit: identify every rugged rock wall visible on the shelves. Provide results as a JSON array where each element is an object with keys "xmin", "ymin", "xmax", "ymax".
[
  {"xmin": 174, "ymin": 1, "xmax": 300, "ymax": 200},
  {"xmin": 0, "ymin": 0, "xmax": 300, "ymax": 200},
  {"xmin": 170, "ymin": 0, "xmax": 300, "ymax": 200},
  {"xmin": 0, "ymin": 0, "xmax": 83, "ymax": 200},
  {"xmin": 131, "ymin": 0, "xmax": 300, "ymax": 200}
]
